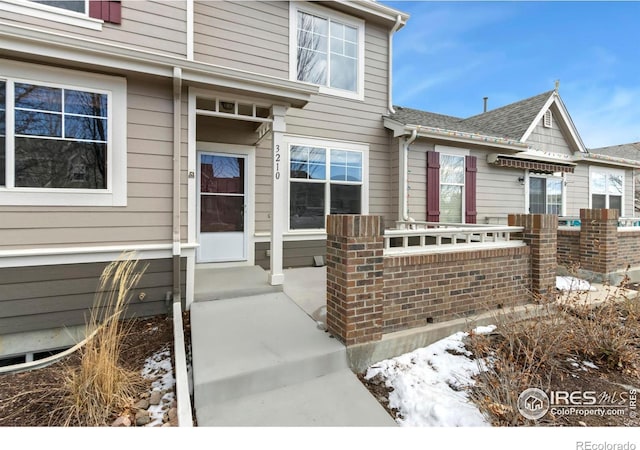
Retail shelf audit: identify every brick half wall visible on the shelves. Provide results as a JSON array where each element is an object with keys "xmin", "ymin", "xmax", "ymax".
[
  {"xmin": 618, "ymin": 230, "xmax": 640, "ymax": 269},
  {"xmin": 382, "ymin": 247, "xmax": 531, "ymax": 334},
  {"xmin": 558, "ymin": 228, "xmax": 580, "ymax": 267}
]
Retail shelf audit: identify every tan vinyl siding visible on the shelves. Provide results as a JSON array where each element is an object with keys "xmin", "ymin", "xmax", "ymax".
[
  {"xmin": 194, "ymin": 1, "xmax": 289, "ymax": 78},
  {"xmin": 255, "ymin": 240, "xmax": 326, "ymax": 269},
  {"xmin": 0, "ymin": 1, "xmax": 187, "ymax": 58},
  {"xmin": 475, "ymin": 151, "xmax": 526, "ymax": 222},
  {"xmin": 0, "ymin": 75, "xmax": 175, "ymax": 250},
  {"xmin": 0, "ymin": 258, "xmax": 184, "ymax": 335},
  {"xmin": 406, "ymin": 140, "xmax": 429, "ymax": 221},
  {"xmin": 526, "ymin": 118, "xmax": 574, "ymax": 156}
]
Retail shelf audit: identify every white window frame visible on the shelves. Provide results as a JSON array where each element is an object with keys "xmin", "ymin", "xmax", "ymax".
[
  {"xmin": 527, "ymin": 172, "xmax": 565, "ymax": 215},
  {"xmin": 435, "ymin": 145, "xmax": 469, "ymax": 223},
  {"xmin": 285, "ymin": 135, "xmax": 368, "ymax": 234},
  {"xmin": 0, "ymin": 58, "xmax": 127, "ymax": 206},
  {"xmin": 289, "ymin": 2, "xmax": 365, "ymax": 101},
  {"xmin": 0, "ymin": 0, "xmax": 103, "ymax": 30},
  {"xmin": 589, "ymin": 166, "xmax": 624, "ymax": 214}
]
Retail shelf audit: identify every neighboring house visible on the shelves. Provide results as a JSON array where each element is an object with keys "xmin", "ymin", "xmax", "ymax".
[
  {"xmin": 589, "ymin": 142, "xmax": 640, "ymax": 214},
  {"xmin": 0, "ymin": 0, "xmax": 410, "ymax": 359},
  {"xmin": 384, "ymin": 89, "xmax": 640, "ymax": 225}
]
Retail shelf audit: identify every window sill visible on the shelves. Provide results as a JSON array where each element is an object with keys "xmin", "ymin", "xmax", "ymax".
[
  {"xmin": 0, "ymin": 0, "xmax": 104, "ymax": 30},
  {"xmin": 0, "ymin": 189, "xmax": 126, "ymax": 207}
]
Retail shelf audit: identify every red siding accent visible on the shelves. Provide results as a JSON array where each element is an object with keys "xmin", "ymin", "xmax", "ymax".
[
  {"xmin": 89, "ymin": 1, "xmax": 121, "ymax": 24},
  {"xmin": 465, "ymin": 155, "xmax": 477, "ymax": 224},
  {"xmin": 426, "ymin": 151, "xmax": 440, "ymax": 222}
]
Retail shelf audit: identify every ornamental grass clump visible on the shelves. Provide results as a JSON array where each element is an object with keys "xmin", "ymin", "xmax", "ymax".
[{"xmin": 56, "ymin": 252, "xmax": 149, "ymax": 426}]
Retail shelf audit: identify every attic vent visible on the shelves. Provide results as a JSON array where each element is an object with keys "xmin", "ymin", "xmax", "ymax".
[{"xmin": 543, "ymin": 110, "xmax": 553, "ymax": 128}]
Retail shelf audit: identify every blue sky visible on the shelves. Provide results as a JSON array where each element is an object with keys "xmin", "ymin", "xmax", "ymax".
[{"xmin": 383, "ymin": 1, "xmax": 640, "ymax": 149}]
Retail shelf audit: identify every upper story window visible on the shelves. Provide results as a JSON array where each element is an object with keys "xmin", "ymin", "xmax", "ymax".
[
  {"xmin": 0, "ymin": 58, "xmax": 127, "ymax": 206},
  {"xmin": 1, "ymin": 0, "xmax": 121, "ymax": 29},
  {"xmin": 31, "ymin": 0, "xmax": 86, "ymax": 13},
  {"xmin": 590, "ymin": 167, "xmax": 624, "ymax": 214},
  {"xmin": 290, "ymin": 2, "xmax": 365, "ymax": 101}
]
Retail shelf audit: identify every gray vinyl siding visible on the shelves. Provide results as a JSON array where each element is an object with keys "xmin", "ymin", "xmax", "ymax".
[
  {"xmin": 0, "ymin": 74, "xmax": 177, "ymax": 250},
  {"xmin": 194, "ymin": 1, "xmax": 289, "ymax": 78},
  {"xmin": 526, "ymin": 118, "xmax": 574, "ymax": 156},
  {"xmin": 565, "ymin": 164, "xmax": 590, "ymax": 217},
  {"xmin": 0, "ymin": 1, "xmax": 187, "ymax": 58},
  {"xmin": 0, "ymin": 258, "xmax": 186, "ymax": 335},
  {"xmin": 255, "ymin": 241, "xmax": 326, "ymax": 270}
]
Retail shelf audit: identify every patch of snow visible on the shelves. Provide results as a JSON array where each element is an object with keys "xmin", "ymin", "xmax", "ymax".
[
  {"xmin": 365, "ymin": 326, "xmax": 495, "ymax": 427},
  {"xmin": 141, "ymin": 346, "xmax": 176, "ymax": 426},
  {"xmin": 556, "ymin": 276, "xmax": 596, "ymax": 292},
  {"xmin": 582, "ymin": 360, "xmax": 598, "ymax": 370}
]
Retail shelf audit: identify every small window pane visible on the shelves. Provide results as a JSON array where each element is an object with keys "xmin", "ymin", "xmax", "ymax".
[
  {"xmin": 312, "ymin": 15, "xmax": 328, "ymax": 36},
  {"xmin": 330, "ymin": 21, "xmax": 343, "ymax": 39},
  {"xmin": 608, "ymin": 174, "xmax": 623, "ymax": 195},
  {"xmin": 15, "ymin": 110, "xmax": 62, "ymax": 137},
  {"xmin": 290, "ymin": 182, "xmax": 325, "ymax": 229},
  {"xmin": 609, "ymin": 195, "xmax": 622, "ymax": 213},
  {"xmin": 330, "ymin": 184, "xmax": 361, "ymax": 215},
  {"xmin": 344, "ymin": 26, "xmax": 357, "ymax": 43},
  {"xmin": 65, "ymin": 90, "xmax": 107, "ymax": 117},
  {"xmin": 15, "ymin": 83, "xmax": 62, "ymax": 112},
  {"xmin": 291, "ymin": 146, "xmax": 325, "ymax": 180},
  {"xmin": 65, "ymin": 116, "xmax": 107, "ymax": 141},
  {"xmin": 440, "ymin": 154, "xmax": 464, "ymax": 184},
  {"xmin": 592, "ymin": 194, "xmax": 606, "ymax": 209},
  {"xmin": 346, "ymin": 166, "xmax": 361, "ymax": 182},
  {"xmin": 308, "ymin": 163, "xmax": 326, "ymax": 180},
  {"xmin": 15, "ymin": 137, "xmax": 106, "ymax": 188},
  {"xmin": 440, "ymin": 185, "xmax": 463, "ymax": 223},
  {"xmin": 330, "ymin": 37, "xmax": 343, "ymax": 54},
  {"xmin": 31, "ymin": 1, "xmax": 86, "ymax": 13},
  {"xmin": 591, "ymin": 172, "xmax": 606, "ymax": 194},
  {"xmin": 330, "ymin": 54, "xmax": 357, "ymax": 92}
]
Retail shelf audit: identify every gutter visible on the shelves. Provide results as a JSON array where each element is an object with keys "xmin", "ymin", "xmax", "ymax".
[
  {"xmin": 172, "ymin": 68, "xmax": 182, "ymax": 305},
  {"xmin": 400, "ymin": 128, "xmax": 418, "ymax": 221},
  {"xmin": 387, "ymin": 15, "xmax": 403, "ymax": 115}
]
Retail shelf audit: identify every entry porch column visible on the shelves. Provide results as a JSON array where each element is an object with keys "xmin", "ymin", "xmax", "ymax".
[{"xmin": 269, "ymin": 105, "xmax": 288, "ymax": 285}]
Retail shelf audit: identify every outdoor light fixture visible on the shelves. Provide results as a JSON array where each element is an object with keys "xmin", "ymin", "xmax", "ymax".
[{"xmin": 517, "ymin": 176, "xmax": 525, "ymax": 185}]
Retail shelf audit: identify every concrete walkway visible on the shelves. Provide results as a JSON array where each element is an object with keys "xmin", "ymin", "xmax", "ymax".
[{"xmin": 190, "ymin": 269, "xmax": 395, "ymax": 427}]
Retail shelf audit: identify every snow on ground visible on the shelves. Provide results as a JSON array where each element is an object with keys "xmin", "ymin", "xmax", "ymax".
[
  {"xmin": 141, "ymin": 346, "xmax": 176, "ymax": 426},
  {"xmin": 365, "ymin": 325, "xmax": 496, "ymax": 427},
  {"xmin": 556, "ymin": 276, "xmax": 596, "ymax": 292}
]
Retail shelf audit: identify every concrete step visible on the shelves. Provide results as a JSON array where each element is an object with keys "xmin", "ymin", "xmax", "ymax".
[
  {"xmin": 194, "ymin": 265, "xmax": 282, "ymax": 301},
  {"xmin": 191, "ymin": 292, "xmax": 349, "ymax": 412},
  {"xmin": 195, "ymin": 369, "xmax": 397, "ymax": 427}
]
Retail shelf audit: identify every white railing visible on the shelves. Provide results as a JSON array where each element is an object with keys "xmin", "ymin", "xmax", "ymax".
[{"xmin": 385, "ymin": 221, "xmax": 525, "ymax": 255}]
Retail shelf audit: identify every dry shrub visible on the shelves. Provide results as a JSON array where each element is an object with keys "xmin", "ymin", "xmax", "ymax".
[
  {"xmin": 467, "ymin": 273, "xmax": 640, "ymax": 426},
  {"xmin": 53, "ymin": 252, "xmax": 149, "ymax": 426}
]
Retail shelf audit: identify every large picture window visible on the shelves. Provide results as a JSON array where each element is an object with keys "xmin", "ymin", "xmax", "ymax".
[
  {"xmin": 529, "ymin": 176, "xmax": 563, "ymax": 215},
  {"xmin": 289, "ymin": 142, "xmax": 366, "ymax": 230},
  {"xmin": 290, "ymin": 3, "xmax": 364, "ymax": 100},
  {"xmin": 590, "ymin": 168, "xmax": 623, "ymax": 213},
  {"xmin": 0, "ymin": 59, "xmax": 126, "ymax": 206}
]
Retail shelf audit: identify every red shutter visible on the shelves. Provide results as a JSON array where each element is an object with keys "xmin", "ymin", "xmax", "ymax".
[
  {"xmin": 465, "ymin": 155, "xmax": 477, "ymax": 224},
  {"xmin": 89, "ymin": 1, "xmax": 121, "ymax": 24},
  {"xmin": 426, "ymin": 151, "xmax": 440, "ymax": 222}
]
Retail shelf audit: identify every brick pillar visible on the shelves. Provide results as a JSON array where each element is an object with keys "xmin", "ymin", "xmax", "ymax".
[
  {"xmin": 508, "ymin": 214, "xmax": 557, "ymax": 296},
  {"xmin": 579, "ymin": 208, "xmax": 619, "ymax": 276},
  {"xmin": 326, "ymin": 215, "xmax": 384, "ymax": 346}
]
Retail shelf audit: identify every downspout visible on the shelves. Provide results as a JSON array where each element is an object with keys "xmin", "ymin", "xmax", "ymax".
[
  {"xmin": 401, "ymin": 128, "xmax": 418, "ymax": 221},
  {"xmin": 388, "ymin": 15, "xmax": 402, "ymax": 114},
  {"xmin": 172, "ymin": 67, "xmax": 182, "ymax": 306}
]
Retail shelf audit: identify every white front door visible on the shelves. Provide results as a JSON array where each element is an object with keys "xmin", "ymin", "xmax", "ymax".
[{"xmin": 197, "ymin": 152, "xmax": 248, "ymax": 263}]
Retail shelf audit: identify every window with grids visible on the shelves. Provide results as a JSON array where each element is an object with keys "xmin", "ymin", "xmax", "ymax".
[
  {"xmin": 292, "ymin": 3, "xmax": 363, "ymax": 99},
  {"xmin": 529, "ymin": 176, "xmax": 563, "ymax": 214},
  {"xmin": 439, "ymin": 154, "xmax": 465, "ymax": 223},
  {"xmin": 1, "ymin": 81, "xmax": 108, "ymax": 189},
  {"xmin": 0, "ymin": 59, "xmax": 126, "ymax": 206},
  {"xmin": 591, "ymin": 169, "xmax": 623, "ymax": 213},
  {"xmin": 289, "ymin": 145, "xmax": 363, "ymax": 230}
]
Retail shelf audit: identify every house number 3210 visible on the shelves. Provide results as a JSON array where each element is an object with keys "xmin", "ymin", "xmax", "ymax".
[{"xmin": 274, "ymin": 145, "xmax": 281, "ymax": 180}]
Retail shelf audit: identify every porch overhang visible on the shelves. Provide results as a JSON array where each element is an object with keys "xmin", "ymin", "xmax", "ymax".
[
  {"xmin": 488, "ymin": 153, "xmax": 576, "ymax": 174},
  {"xmin": 0, "ymin": 20, "xmax": 317, "ymax": 109}
]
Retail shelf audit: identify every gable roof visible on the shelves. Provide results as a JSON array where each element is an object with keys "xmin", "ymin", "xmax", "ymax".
[
  {"xmin": 589, "ymin": 142, "xmax": 640, "ymax": 161},
  {"xmin": 386, "ymin": 89, "xmax": 588, "ymax": 154}
]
